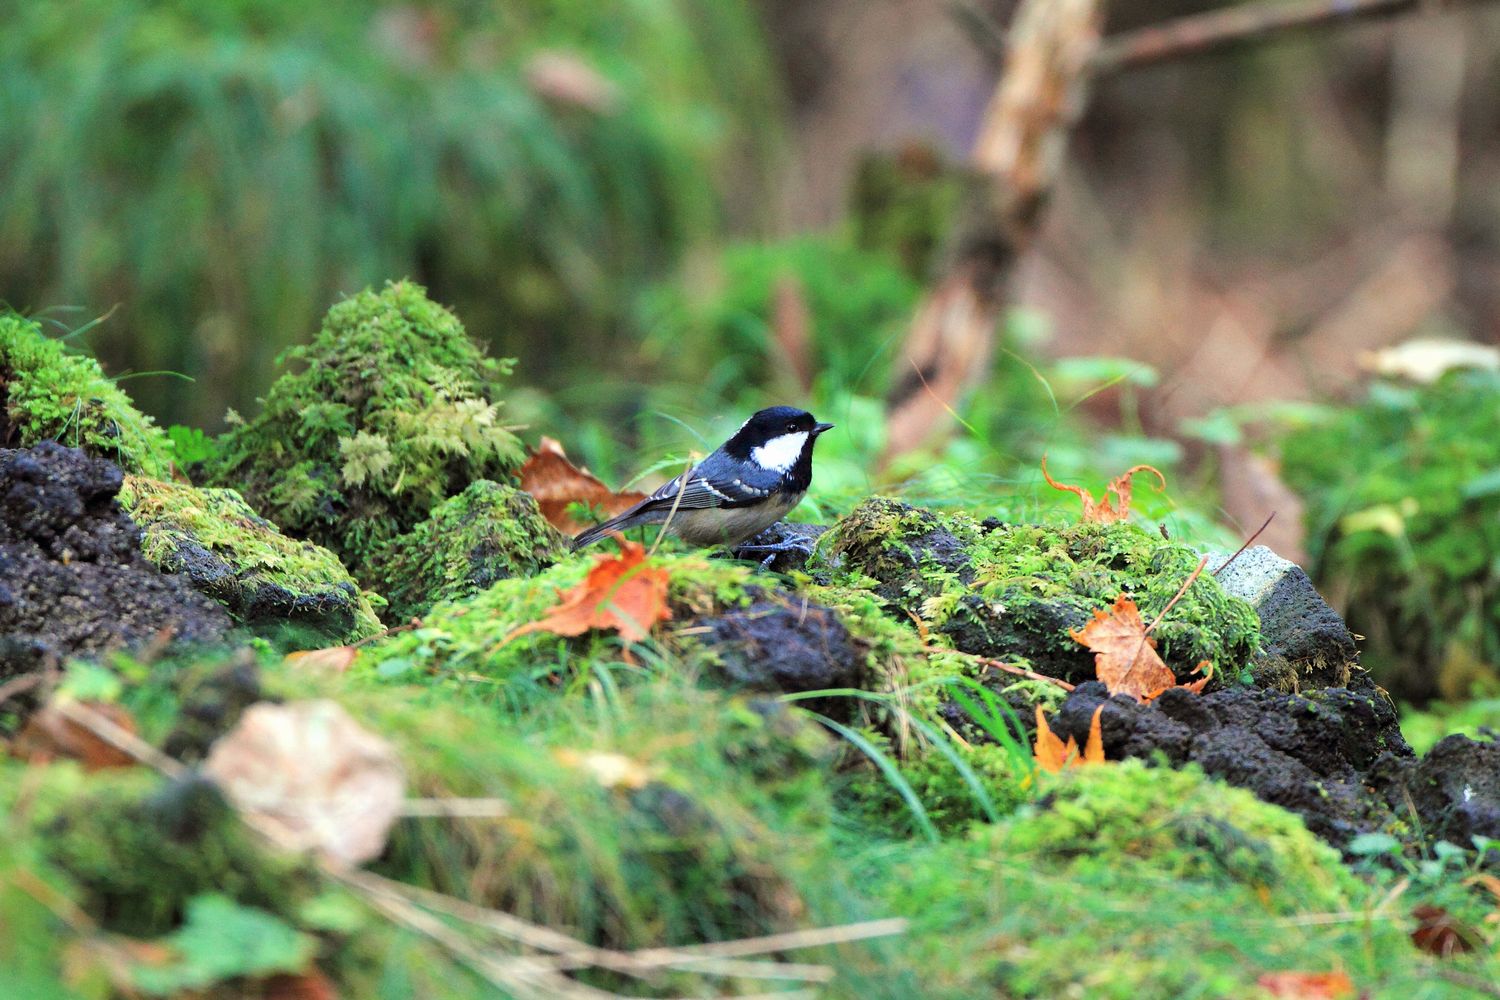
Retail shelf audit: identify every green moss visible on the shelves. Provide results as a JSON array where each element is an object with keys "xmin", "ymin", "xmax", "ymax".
[
  {"xmin": 205, "ymin": 281, "xmax": 526, "ymax": 579},
  {"xmin": 119, "ymin": 475, "xmax": 382, "ymax": 644},
  {"xmin": 370, "ymin": 480, "xmax": 567, "ymax": 622},
  {"xmin": 814, "ymin": 497, "xmax": 1261, "ymax": 684},
  {"xmin": 0, "ymin": 311, "xmax": 174, "ymax": 476},
  {"xmin": 995, "ymin": 760, "xmax": 1357, "ymax": 911},
  {"xmin": 2, "ymin": 764, "xmax": 312, "ymax": 936},
  {"xmin": 360, "ymin": 549, "xmax": 756, "ymax": 704}
]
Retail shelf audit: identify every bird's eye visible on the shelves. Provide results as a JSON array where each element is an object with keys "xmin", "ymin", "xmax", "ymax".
[{"xmin": 785, "ymin": 422, "xmax": 797, "ymax": 432}]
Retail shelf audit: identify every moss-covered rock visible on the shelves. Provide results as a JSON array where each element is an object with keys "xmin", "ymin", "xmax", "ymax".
[
  {"xmin": 813, "ymin": 496, "xmax": 1261, "ymax": 685},
  {"xmin": 0, "ymin": 312, "xmax": 174, "ymax": 477},
  {"xmin": 120, "ymin": 476, "xmax": 382, "ymax": 644},
  {"xmin": 205, "ymin": 282, "xmax": 526, "ymax": 579},
  {"xmin": 369, "ymin": 480, "xmax": 566, "ymax": 622},
  {"xmin": 4, "ymin": 764, "xmax": 312, "ymax": 936}
]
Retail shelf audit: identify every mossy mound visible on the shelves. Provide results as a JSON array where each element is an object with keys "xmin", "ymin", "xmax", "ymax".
[
  {"xmin": 120, "ymin": 476, "xmax": 382, "ymax": 645},
  {"xmin": 369, "ymin": 480, "xmax": 567, "ymax": 622},
  {"xmin": 813, "ymin": 496, "xmax": 1261, "ymax": 684},
  {"xmin": 0, "ymin": 312, "xmax": 174, "ymax": 477},
  {"xmin": 205, "ymin": 281, "xmax": 526, "ymax": 579},
  {"xmin": 881, "ymin": 762, "xmax": 1407, "ymax": 999},
  {"xmin": 360, "ymin": 550, "xmax": 757, "ymax": 700}
]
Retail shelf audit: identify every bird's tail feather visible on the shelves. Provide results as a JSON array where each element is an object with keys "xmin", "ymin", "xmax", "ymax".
[{"xmin": 570, "ymin": 502, "xmax": 657, "ymax": 551}]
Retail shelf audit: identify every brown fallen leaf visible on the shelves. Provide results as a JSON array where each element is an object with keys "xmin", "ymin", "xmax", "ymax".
[
  {"xmin": 518, "ymin": 437, "xmax": 648, "ymax": 535},
  {"xmin": 1033, "ymin": 705, "xmax": 1104, "ymax": 773},
  {"xmin": 1071, "ymin": 595, "xmax": 1179, "ymax": 702},
  {"xmin": 1410, "ymin": 904, "xmax": 1481, "ymax": 957},
  {"xmin": 283, "ymin": 646, "xmax": 359, "ymax": 674},
  {"xmin": 12, "ymin": 700, "xmax": 138, "ymax": 771},
  {"xmin": 1042, "ymin": 457, "xmax": 1165, "ymax": 524},
  {"xmin": 204, "ymin": 700, "xmax": 405, "ymax": 866},
  {"xmin": 1255, "ymin": 970, "xmax": 1356, "ymax": 999},
  {"xmin": 507, "ymin": 536, "xmax": 671, "ymax": 645}
]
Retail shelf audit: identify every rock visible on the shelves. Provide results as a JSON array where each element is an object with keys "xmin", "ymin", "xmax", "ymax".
[
  {"xmin": 698, "ymin": 595, "xmax": 861, "ymax": 695},
  {"xmin": 1392, "ymin": 735, "xmax": 1500, "ymax": 845},
  {"xmin": 1049, "ymin": 679, "xmax": 1414, "ymax": 851},
  {"xmin": 120, "ymin": 477, "xmax": 381, "ymax": 644},
  {"xmin": 0, "ymin": 442, "xmax": 229, "ymax": 674},
  {"xmin": 369, "ymin": 480, "xmax": 566, "ymax": 621},
  {"xmin": 1208, "ymin": 545, "xmax": 1357, "ymax": 690}
]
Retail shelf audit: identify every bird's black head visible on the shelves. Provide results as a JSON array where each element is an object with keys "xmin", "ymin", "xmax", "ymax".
[{"xmin": 724, "ymin": 406, "xmax": 833, "ymax": 483}]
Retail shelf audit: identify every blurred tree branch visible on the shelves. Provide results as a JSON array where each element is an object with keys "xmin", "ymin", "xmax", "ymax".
[
  {"xmin": 884, "ymin": 0, "xmax": 1106, "ymax": 462},
  {"xmin": 1094, "ymin": 0, "xmax": 1483, "ymax": 74}
]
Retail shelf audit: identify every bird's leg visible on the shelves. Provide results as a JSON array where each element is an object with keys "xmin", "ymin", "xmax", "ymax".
[{"xmin": 731, "ymin": 530, "xmax": 819, "ymax": 570}]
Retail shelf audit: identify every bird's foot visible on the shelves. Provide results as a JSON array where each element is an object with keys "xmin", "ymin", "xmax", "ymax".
[{"xmin": 732, "ymin": 531, "xmax": 820, "ymax": 570}]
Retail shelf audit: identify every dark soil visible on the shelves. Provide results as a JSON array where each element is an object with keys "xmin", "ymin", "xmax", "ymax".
[
  {"xmin": 0, "ymin": 442, "xmax": 229, "ymax": 676},
  {"xmin": 696, "ymin": 593, "xmax": 862, "ymax": 697},
  {"xmin": 1048, "ymin": 675, "xmax": 1416, "ymax": 851}
]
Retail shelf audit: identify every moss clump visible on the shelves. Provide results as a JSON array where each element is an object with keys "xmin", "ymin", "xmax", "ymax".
[
  {"xmin": 120, "ymin": 476, "xmax": 382, "ymax": 644},
  {"xmin": 0, "ymin": 312, "xmax": 174, "ymax": 477},
  {"xmin": 5, "ymin": 764, "xmax": 311, "ymax": 936},
  {"xmin": 995, "ymin": 760, "xmax": 1357, "ymax": 910},
  {"xmin": 205, "ymin": 281, "xmax": 525, "ymax": 579},
  {"xmin": 814, "ymin": 497, "xmax": 1261, "ymax": 684},
  {"xmin": 370, "ymin": 480, "xmax": 567, "ymax": 622}
]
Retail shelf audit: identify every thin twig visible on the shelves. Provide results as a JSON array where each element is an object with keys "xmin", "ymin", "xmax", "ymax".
[
  {"xmin": 648, "ymin": 454, "xmax": 698, "ymax": 558},
  {"xmin": 400, "ymin": 797, "xmax": 512, "ymax": 818},
  {"xmin": 976, "ymin": 656, "xmax": 1076, "ymax": 691},
  {"xmin": 51, "ymin": 699, "xmax": 187, "ymax": 779},
  {"xmin": 1212, "ymin": 512, "xmax": 1276, "ymax": 577},
  {"xmin": 0, "ymin": 670, "xmax": 50, "ymax": 707},
  {"xmin": 1145, "ymin": 556, "xmax": 1210, "ymax": 636},
  {"xmin": 1094, "ymin": 0, "xmax": 1469, "ymax": 75}
]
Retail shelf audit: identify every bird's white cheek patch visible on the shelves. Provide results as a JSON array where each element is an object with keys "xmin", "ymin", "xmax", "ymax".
[{"xmin": 750, "ymin": 432, "xmax": 808, "ymax": 473}]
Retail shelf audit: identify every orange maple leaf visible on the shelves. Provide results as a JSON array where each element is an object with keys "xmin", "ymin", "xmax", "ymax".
[
  {"xmin": 518, "ymin": 437, "xmax": 648, "ymax": 535},
  {"xmin": 1041, "ymin": 457, "xmax": 1165, "ymax": 524},
  {"xmin": 1033, "ymin": 705, "xmax": 1105, "ymax": 772},
  {"xmin": 1255, "ymin": 970, "xmax": 1355, "ymax": 999},
  {"xmin": 507, "ymin": 536, "xmax": 670, "ymax": 644},
  {"xmin": 1070, "ymin": 594, "xmax": 1216, "ymax": 702}
]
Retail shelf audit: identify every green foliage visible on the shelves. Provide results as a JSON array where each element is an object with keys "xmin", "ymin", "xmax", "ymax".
[
  {"xmin": 120, "ymin": 475, "xmax": 382, "ymax": 643},
  {"xmin": 207, "ymin": 281, "xmax": 526, "ymax": 576},
  {"xmin": 369, "ymin": 480, "xmax": 568, "ymax": 622},
  {"xmin": 640, "ymin": 235, "xmax": 922, "ymax": 398},
  {"xmin": 0, "ymin": 0, "xmax": 779, "ymax": 426},
  {"xmin": 1279, "ymin": 371, "xmax": 1500, "ymax": 697},
  {"xmin": 127, "ymin": 894, "xmax": 317, "ymax": 996},
  {"xmin": 0, "ymin": 311, "xmax": 173, "ymax": 475}
]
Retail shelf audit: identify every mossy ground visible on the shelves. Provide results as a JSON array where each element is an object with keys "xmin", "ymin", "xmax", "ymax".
[
  {"xmin": 0, "ymin": 311, "xmax": 174, "ymax": 477},
  {"xmin": 205, "ymin": 281, "xmax": 527, "ymax": 579},
  {"xmin": 120, "ymin": 476, "xmax": 382, "ymax": 644},
  {"xmin": 3, "ymin": 299, "xmax": 1494, "ymax": 997}
]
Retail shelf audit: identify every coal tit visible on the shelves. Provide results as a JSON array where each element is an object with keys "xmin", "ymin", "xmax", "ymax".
[{"xmin": 571, "ymin": 406, "xmax": 834, "ymax": 552}]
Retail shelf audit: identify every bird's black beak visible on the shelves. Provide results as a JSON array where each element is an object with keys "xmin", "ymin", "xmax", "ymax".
[{"xmin": 813, "ymin": 422, "xmax": 834, "ymax": 435}]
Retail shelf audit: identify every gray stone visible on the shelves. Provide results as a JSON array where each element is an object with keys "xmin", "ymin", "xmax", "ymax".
[{"xmin": 1205, "ymin": 545, "xmax": 1357, "ymax": 690}]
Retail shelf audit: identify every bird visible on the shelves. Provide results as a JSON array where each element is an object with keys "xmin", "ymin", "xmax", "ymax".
[{"xmin": 571, "ymin": 405, "xmax": 834, "ymax": 554}]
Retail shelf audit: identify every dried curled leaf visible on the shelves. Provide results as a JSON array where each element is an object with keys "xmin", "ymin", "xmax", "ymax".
[
  {"xmin": 12, "ymin": 700, "xmax": 137, "ymax": 771},
  {"xmin": 508, "ymin": 537, "xmax": 671, "ymax": 645},
  {"xmin": 1033, "ymin": 705, "xmax": 1104, "ymax": 773},
  {"xmin": 204, "ymin": 701, "xmax": 405, "ymax": 866},
  {"xmin": 518, "ymin": 437, "xmax": 647, "ymax": 534},
  {"xmin": 1042, "ymin": 457, "xmax": 1165, "ymax": 523}
]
